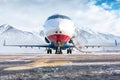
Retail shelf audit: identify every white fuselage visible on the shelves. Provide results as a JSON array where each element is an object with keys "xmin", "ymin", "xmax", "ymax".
[{"xmin": 44, "ymin": 14, "xmax": 75, "ymax": 46}]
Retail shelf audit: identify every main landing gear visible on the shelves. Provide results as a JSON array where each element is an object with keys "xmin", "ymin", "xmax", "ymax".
[
  {"xmin": 67, "ymin": 48, "xmax": 72, "ymax": 54},
  {"xmin": 47, "ymin": 48, "xmax": 52, "ymax": 54}
]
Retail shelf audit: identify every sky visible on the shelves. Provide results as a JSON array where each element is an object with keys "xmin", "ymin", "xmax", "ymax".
[{"xmin": 0, "ymin": 0, "xmax": 120, "ymax": 35}]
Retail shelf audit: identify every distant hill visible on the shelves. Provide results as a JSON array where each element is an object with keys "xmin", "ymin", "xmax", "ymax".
[
  {"xmin": 0, "ymin": 24, "xmax": 44, "ymax": 45},
  {"xmin": 0, "ymin": 24, "xmax": 45, "ymax": 53}
]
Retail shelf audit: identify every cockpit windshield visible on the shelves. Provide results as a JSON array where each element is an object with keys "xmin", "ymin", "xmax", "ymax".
[{"xmin": 47, "ymin": 14, "xmax": 71, "ymax": 20}]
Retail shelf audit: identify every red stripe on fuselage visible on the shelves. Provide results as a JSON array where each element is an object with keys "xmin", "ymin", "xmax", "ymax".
[{"xmin": 48, "ymin": 34, "xmax": 71, "ymax": 46}]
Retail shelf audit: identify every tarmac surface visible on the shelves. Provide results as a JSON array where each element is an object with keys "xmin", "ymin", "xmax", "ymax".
[{"xmin": 0, "ymin": 53, "xmax": 120, "ymax": 80}]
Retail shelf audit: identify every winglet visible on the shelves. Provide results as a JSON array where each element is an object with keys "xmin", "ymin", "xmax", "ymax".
[
  {"xmin": 115, "ymin": 40, "xmax": 117, "ymax": 46},
  {"xmin": 3, "ymin": 40, "xmax": 6, "ymax": 46}
]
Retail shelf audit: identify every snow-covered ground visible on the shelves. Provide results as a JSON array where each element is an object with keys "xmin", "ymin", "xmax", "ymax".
[{"xmin": 0, "ymin": 54, "xmax": 120, "ymax": 80}]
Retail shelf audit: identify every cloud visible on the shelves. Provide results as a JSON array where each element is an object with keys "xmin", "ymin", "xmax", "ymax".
[
  {"xmin": 0, "ymin": 0, "xmax": 120, "ymax": 35},
  {"xmin": 0, "ymin": 0, "xmax": 90, "ymax": 31},
  {"xmin": 73, "ymin": 1, "xmax": 120, "ymax": 35},
  {"xmin": 101, "ymin": 3, "xmax": 112, "ymax": 10}
]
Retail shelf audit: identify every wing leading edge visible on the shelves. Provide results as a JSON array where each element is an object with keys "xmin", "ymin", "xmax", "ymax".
[{"xmin": 3, "ymin": 40, "xmax": 49, "ymax": 48}]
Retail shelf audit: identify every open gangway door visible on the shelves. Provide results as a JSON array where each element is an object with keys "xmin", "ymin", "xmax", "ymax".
[{"xmin": 71, "ymin": 28, "xmax": 87, "ymax": 52}]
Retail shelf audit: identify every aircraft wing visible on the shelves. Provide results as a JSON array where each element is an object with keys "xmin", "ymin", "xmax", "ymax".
[
  {"xmin": 3, "ymin": 40, "xmax": 49, "ymax": 48},
  {"xmin": 72, "ymin": 28, "xmax": 120, "ymax": 52},
  {"xmin": 68, "ymin": 27, "xmax": 120, "ymax": 52},
  {"xmin": 84, "ymin": 40, "xmax": 119, "ymax": 48},
  {"xmin": 72, "ymin": 38, "xmax": 120, "ymax": 52},
  {"xmin": 84, "ymin": 44, "xmax": 119, "ymax": 48}
]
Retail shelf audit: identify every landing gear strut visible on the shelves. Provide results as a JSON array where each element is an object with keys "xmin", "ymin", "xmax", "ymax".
[
  {"xmin": 55, "ymin": 47, "xmax": 62, "ymax": 54},
  {"xmin": 55, "ymin": 40, "xmax": 63, "ymax": 54}
]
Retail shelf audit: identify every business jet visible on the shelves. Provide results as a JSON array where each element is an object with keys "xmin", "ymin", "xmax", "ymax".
[{"xmin": 4, "ymin": 14, "xmax": 119, "ymax": 54}]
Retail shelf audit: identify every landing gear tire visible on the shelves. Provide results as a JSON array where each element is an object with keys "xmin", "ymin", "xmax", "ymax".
[
  {"xmin": 50, "ymin": 49, "xmax": 52, "ymax": 54},
  {"xmin": 70, "ymin": 49, "xmax": 72, "ymax": 54},
  {"xmin": 67, "ymin": 49, "xmax": 72, "ymax": 54},
  {"xmin": 67, "ymin": 49, "xmax": 69, "ymax": 54},
  {"xmin": 47, "ymin": 50, "xmax": 49, "ymax": 54},
  {"xmin": 55, "ymin": 47, "xmax": 62, "ymax": 54},
  {"xmin": 55, "ymin": 50, "xmax": 62, "ymax": 54}
]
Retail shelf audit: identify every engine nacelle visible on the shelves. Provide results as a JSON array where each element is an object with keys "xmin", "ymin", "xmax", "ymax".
[
  {"xmin": 45, "ymin": 37, "xmax": 50, "ymax": 43},
  {"xmin": 69, "ymin": 39, "xmax": 73, "ymax": 43}
]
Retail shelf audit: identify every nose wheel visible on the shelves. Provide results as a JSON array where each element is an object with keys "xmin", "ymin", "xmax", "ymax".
[{"xmin": 55, "ymin": 47, "xmax": 62, "ymax": 54}]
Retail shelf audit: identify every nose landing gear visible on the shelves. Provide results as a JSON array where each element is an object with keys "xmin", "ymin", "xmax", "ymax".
[
  {"xmin": 55, "ymin": 47, "xmax": 62, "ymax": 54},
  {"xmin": 55, "ymin": 40, "xmax": 63, "ymax": 54}
]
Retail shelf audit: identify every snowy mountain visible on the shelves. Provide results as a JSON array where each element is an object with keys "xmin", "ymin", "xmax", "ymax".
[
  {"xmin": 0, "ymin": 24, "xmax": 45, "ymax": 53},
  {"xmin": 0, "ymin": 24, "xmax": 45, "ymax": 45},
  {"xmin": 0, "ymin": 24, "xmax": 13, "ymax": 34},
  {"xmin": 78, "ymin": 28, "xmax": 120, "ymax": 44},
  {"xmin": 74, "ymin": 27, "xmax": 120, "ymax": 52}
]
